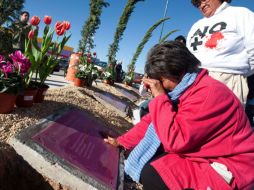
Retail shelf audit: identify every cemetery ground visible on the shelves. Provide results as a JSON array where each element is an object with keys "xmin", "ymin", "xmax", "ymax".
[{"xmin": 0, "ymin": 71, "xmax": 144, "ymax": 190}]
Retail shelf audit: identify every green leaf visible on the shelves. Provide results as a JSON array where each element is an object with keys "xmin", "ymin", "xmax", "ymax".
[
  {"xmin": 42, "ymin": 29, "xmax": 54, "ymax": 54},
  {"xmin": 159, "ymin": 29, "xmax": 179, "ymax": 43}
]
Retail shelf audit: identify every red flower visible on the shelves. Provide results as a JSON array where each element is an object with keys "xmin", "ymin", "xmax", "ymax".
[
  {"xmin": 63, "ymin": 21, "xmax": 71, "ymax": 30},
  {"xmin": 30, "ymin": 16, "xmax": 40, "ymax": 26},
  {"xmin": 93, "ymin": 52, "xmax": 96, "ymax": 56},
  {"xmin": 87, "ymin": 53, "xmax": 91, "ymax": 57},
  {"xmin": 44, "ymin": 15, "xmax": 52, "ymax": 25},
  {"xmin": 28, "ymin": 30, "xmax": 35, "ymax": 39},
  {"xmin": 55, "ymin": 21, "xmax": 66, "ymax": 36},
  {"xmin": 87, "ymin": 57, "xmax": 92, "ymax": 63}
]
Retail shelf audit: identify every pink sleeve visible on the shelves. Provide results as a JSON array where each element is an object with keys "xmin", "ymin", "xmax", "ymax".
[{"xmin": 117, "ymin": 113, "xmax": 151, "ymax": 150}]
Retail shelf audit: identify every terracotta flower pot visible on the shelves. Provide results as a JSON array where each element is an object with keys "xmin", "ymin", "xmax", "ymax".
[
  {"xmin": 103, "ymin": 79, "xmax": 114, "ymax": 85},
  {"xmin": 83, "ymin": 78, "xmax": 93, "ymax": 87},
  {"xmin": 34, "ymin": 84, "xmax": 49, "ymax": 103},
  {"xmin": 0, "ymin": 93, "xmax": 16, "ymax": 114},
  {"xmin": 16, "ymin": 88, "xmax": 38, "ymax": 108},
  {"xmin": 74, "ymin": 78, "xmax": 84, "ymax": 87},
  {"xmin": 124, "ymin": 81, "xmax": 132, "ymax": 87}
]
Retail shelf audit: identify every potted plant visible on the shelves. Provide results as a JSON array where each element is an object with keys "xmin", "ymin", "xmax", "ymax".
[
  {"xmin": 74, "ymin": 52, "xmax": 99, "ymax": 87},
  {"xmin": 25, "ymin": 15, "xmax": 71, "ymax": 102},
  {"xmin": 123, "ymin": 64, "xmax": 135, "ymax": 86},
  {"xmin": 101, "ymin": 62, "xmax": 115, "ymax": 85},
  {"xmin": 0, "ymin": 51, "xmax": 31, "ymax": 113},
  {"xmin": 8, "ymin": 50, "xmax": 38, "ymax": 108}
]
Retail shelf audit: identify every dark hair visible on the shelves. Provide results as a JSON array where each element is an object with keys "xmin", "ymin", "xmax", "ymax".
[
  {"xmin": 174, "ymin": 35, "xmax": 186, "ymax": 45},
  {"xmin": 21, "ymin": 11, "xmax": 30, "ymax": 17},
  {"xmin": 145, "ymin": 41, "xmax": 200, "ymax": 81},
  {"xmin": 191, "ymin": 0, "xmax": 232, "ymax": 8}
]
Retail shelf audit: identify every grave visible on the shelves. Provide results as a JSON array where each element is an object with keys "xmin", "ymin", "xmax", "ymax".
[
  {"xmin": 114, "ymin": 84, "xmax": 140, "ymax": 102},
  {"xmin": 93, "ymin": 91, "xmax": 130, "ymax": 117},
  {"xmin": 10, "ymin": 109, "xmax": 124, "ymax": 190}
]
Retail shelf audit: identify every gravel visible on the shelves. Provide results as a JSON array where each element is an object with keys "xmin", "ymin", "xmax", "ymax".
[{"xmin": 0, "ymin": 83, "xmax": 142, "ymax": 190}]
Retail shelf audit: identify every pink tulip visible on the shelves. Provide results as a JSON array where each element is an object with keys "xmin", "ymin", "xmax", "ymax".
[
  {"xmin": 30, "ymin": 16, "xmax": 40, "ymax": 26},
  {"xmin": 44, "ymin": 15, "xmax": 52, "ymax": 25},
  {"xmin": 28, "ymin": 30, "xmax": 35, "ymax": 39},
  {"xmin": 63, "ymin": 21, "xmax": 71, "ymax": 30}
]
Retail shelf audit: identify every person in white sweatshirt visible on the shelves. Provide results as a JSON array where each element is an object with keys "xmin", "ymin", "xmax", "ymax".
[{"xmin": 187, "ymin": 0, "xmax": 254, "ymax": 107}]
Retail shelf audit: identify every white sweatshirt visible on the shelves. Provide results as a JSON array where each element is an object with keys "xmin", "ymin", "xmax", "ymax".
[{"xmin": 187, "ymin": 2, "xmax": 254, "ymax": 76}]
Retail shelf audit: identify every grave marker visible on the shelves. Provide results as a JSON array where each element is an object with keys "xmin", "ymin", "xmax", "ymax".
[
  {"xmin": 10, "ymin": 109, "xmax": 124, "ymax": 190},
  {"xmin": 114, "ymin": 84, "xmax": 140, "ymax": 102},
  {"xmin": 93, "ymin": 92, "xmax": 130, "ymax": 117}
]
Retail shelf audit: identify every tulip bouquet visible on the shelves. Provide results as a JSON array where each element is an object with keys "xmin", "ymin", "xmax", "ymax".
[
  {"xmin": 0, "ymin": 51, "xmax": 31, "ymax": 94},
  {"xmin": 75, "ymin": 52, "xmax": 99, "ymax": 87},
  {"xmin": 25, "ymin": 15, "xmax": 71, "ymax": 87}
]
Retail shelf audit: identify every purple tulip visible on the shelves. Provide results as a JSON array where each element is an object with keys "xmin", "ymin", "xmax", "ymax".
[
  {"xmin": 0, "ymin": 55, "xmax": 5, "ymax": 62},
  {"xmin": 9, "ymin": 50, "xmax": 31, "ymax": 74},
  {"xmin": 20, "ymin": 59, "xmax": 31, "ymax": 74},
  {"xmin": 1, "ymin": 61, "xmax": 13, "ymax": 74},
  {"xmin": 9, "ymin": 50, "xmax": 26, "ymax": 63}
]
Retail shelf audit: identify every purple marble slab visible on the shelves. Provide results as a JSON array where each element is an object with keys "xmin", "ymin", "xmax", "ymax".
[
  {"xmin": 94, "ymin": 92, "xmax": 128, "ymax": 113},
  {"xmin": 32, "ymin": 110, "xmax": 119, "ymax": 190}
]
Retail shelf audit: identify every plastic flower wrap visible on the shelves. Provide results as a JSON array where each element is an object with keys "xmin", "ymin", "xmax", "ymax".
[
  {"xmin": 25, "ymin": 15, "xmax": 71, "ymax": 87},
  {"xmin": 0, "ymin": 50, "xmax": 31, "ymax": 94}
]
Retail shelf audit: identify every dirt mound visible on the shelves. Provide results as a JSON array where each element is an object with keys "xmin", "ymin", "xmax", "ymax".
[{"xmin": 0, "ymin": 142, "xmax": 55, "ymax": 190}]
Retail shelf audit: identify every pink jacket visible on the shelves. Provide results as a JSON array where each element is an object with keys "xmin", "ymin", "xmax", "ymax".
[{"xmin": 118, "ymin": 69, "xmax": 254, "ymax": 190}]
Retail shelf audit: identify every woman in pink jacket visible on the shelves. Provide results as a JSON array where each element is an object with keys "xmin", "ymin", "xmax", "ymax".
[{"xmin": 104, "ymin": 41, "xmax": 254, "ymax": 190}]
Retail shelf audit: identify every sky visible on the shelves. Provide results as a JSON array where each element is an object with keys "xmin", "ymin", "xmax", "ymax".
[{"xmin": 24, "ymin": 0, "xmax": 254, "ymax": 74}]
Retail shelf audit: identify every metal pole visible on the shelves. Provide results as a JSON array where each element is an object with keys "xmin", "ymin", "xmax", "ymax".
[{"xmin": 159, "ymin": 0, "xmax": 169, "ymax": 42}]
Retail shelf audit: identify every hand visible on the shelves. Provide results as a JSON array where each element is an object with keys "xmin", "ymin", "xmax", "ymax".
[
  {"xmin": 143, "ymin": 78, "xmax": 165, "ymax": 97},
  {"xmin": 104, "ymin": 136, "xmax": 120, "ymax": 147}
]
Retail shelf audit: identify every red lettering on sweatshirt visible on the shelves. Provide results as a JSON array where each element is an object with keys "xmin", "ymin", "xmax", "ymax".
[{"xmin": 205, "ymin": 32, "xmax": 224, "ymax": 49}]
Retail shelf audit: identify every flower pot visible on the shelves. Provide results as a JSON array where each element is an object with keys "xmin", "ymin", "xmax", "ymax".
[
  {"xmin": 16, "ymin": 88, "xmax": 38, "ymax": 108},
  {"xmin": 124, "ymin": 81, "xmax": 132, "ymax": 87},
  {"xmin": 0, "ymin": 93, "xmax": 16, "ymax": 114},
  {"xmin": 83, "ymin": 78, "xmax": 93, "ymax": 87},
  {"xmin": 103, "ymin": 79, "xmax": 114, "ymax": 85},
  {"xmin": 34, "ymin": 84, "xmax": 49, "ymax": 103},
  {"xmin": 103, "ymin": 79, "xmax": 109, "ymax": 85},
  {"xmin": 74, "ymin": 78, "xmax": 84, "ymax": 87}
]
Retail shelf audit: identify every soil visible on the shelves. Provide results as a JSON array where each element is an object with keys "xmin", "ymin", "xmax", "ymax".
[{"xmin": 0, "ymin": 82, "xmax": 143, "ymax": 190}]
